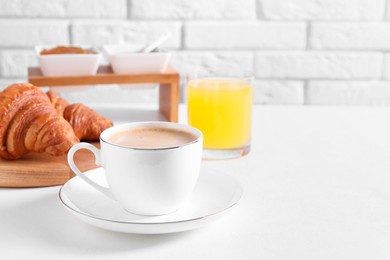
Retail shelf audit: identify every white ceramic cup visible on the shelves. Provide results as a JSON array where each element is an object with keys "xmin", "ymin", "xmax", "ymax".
[{"xmin": 67, "ymin": 121, "xmax": 203, "ymax": 216}]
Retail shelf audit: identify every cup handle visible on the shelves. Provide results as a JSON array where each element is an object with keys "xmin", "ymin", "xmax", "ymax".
[{"xmin": 67, "ymin": 142, "xmax": 115, "ymax": 200}]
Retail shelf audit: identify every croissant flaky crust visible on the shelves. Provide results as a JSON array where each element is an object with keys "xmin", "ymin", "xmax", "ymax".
[
  {"xmin": 0, "ymin": 83, "xmax": 79, "ymax": 160},
  {"xmin": 47, "ymin": 90, "xmax": 69, "ymax": 115},
  {"xmin": 47, "ymin": 90, "xmax": 113, "ymax": 141},
  {"xmin": 63, "ymin": 103, "xmax": 113, "ymax": 141}
]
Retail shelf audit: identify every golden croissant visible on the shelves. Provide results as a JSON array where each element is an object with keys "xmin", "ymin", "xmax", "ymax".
[
  {"xmin": 47, "ymin": 90, "xmax": 113, "ymax": 140},
  {"xmin": 47, "ymin": 90, "xmax": 69, "ymax": 116},
  {"xmin": 63, "ymin": 104, "xmax": 113, "ymax": 141},
  {"xmin": 0, "ymin": 83, "xmax": 79, "ymax": 160}
]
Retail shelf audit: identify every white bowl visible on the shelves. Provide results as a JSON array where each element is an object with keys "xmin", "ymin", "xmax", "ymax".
[
  {"xmin": 103, "ymin": 44, "xmax": 171, "ymax": 74},
  {"xmin": 35, "ymin": 45, "xmax": 101, "ymax": 77}
]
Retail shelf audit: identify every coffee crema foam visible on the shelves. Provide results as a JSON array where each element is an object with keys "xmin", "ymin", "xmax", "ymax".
[{"xmin": 105, "ymin": 126, "xmax": 198, "ymax": 149}]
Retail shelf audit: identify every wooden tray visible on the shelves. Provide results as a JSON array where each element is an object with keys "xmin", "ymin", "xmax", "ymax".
[
  {"xmin": 0, "ymin": 142, "xmax": 99, "ymax": 188},
  {"xmin": 28, "ymin": 65, "xmax": 180, "ymax": 122}
]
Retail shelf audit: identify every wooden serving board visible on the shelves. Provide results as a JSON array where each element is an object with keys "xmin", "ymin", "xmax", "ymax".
[{"xmin": 0, "ymin": 142, "xmax": 99, "ymax": 188}]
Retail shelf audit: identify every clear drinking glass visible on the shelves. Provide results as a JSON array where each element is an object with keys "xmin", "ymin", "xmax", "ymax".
[{"xmin": 187, "ymin": 75, "xmax": 253, "ymax": 160}]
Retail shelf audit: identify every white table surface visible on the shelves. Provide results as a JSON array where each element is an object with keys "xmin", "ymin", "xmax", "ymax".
[{"xmin": 1, "ymin": 105, "xmax": 390, "ymax": 260}]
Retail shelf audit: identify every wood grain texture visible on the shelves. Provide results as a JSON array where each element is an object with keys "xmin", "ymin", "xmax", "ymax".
[
  {"xmin": 159, "ymin": 82, "xmax": 179, "ymax": 122},
  {"xmin": 28, "ymin": 65, "xmax": 180, "ymax": 122},
  {"xmin": 28, "ymin": 65, "xmax": 179, "ymax": 86},
  {"xmin": 0, "ymin": 142, "xmax": 99, "ymax": 188}
]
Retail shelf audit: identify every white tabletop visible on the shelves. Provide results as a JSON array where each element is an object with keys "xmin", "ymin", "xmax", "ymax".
[{"xmin": 1, "ymin": 105, "xmax": 390, "ymax": 260}]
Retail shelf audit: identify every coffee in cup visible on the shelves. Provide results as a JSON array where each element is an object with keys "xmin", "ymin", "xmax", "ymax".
[
  {"xmin": 67, "ymin": 121, "xmax": 203, "ymax": 216},
  {"xmin": 106, "ymin": 126, "xmax": 198, "ymax": 149}
]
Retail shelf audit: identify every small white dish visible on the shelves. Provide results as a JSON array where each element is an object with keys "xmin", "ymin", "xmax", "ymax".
[
  {"xmin": 103, "ymin": 44, "xmax": 171, "ymax": 74},
  {"xmin": 35, "ymin": 45, "xmax": 101, "ymax": 77},
  {"xmin": 59, "ymin": 167, "xmax": 242, "ymax": 234}
]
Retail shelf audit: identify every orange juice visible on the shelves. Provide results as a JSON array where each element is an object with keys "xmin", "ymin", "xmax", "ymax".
[{"xmin": 187, "ymin": 78, "xmax": 252, "ymax": 150}]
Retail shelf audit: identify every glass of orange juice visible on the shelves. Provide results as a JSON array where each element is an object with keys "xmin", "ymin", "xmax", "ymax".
[{"xmin": 187, "ymin": 75, "xmax": 253, "ymax": 160}]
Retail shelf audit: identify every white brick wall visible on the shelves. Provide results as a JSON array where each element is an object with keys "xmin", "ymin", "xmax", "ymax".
[
  {"xmin": 260, "ymin": 0, "xmax": 386, "ymax": 20},
  {"xmin": 130, "ymin": 0, "xmax": 256, "ymax": 19},
  {"xmin": 0, "ymin": 0, "xmax": 390, "ymax": 105},
  {"xmin": 383, "ymin": 55, "xmax": 390, "ymax": 79},
  {"xmin": 255, "ymin": 52, "xmax": 382, "ymax": 79},
  {"xmin": 310, "ymin": 23, "xmax": 390, "ymax": 50},
  {"xmin": 0, "ymin": 50, "xmax": 37, "ymax": 77},
  {"xmin": 72, "ymin": 21, "xmax": 182, "ymax": 48},
  {"xmin": 254, "ymin": 80, "xmax": 304, "ymax": 105},
  {"xmin": 185, "ymin": 22, "xmax": 306, "ymax": 49},
  {"xmin": 0, "ymin": 0, "xmax": 127, "ymax": 18},
  {"xmin": 171, "ymin": 51, "xmax": 254, "ymax": 76},
  {"xmin": 0, "ymin": 20, "xmax": 69, "ymax": 47}
]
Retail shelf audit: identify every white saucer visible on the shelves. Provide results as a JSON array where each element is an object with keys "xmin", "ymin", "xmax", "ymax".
[{"xmin": 59, "ymin": 167, "xmax": 243, "ymax": 234}]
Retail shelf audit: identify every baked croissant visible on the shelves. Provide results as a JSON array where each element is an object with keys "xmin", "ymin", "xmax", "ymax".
[
  {"xmin": 47, "ymin": 90, "xmax": 113, "ymax": 140},
  {"xmin": 63, "ymin": 103, "xmax": 113, "ymax": 141},
  {"xmin": 47, "ymin": 90, "xmax": 69, "ymax": 115},
  {"xmin": 0, "ymin": 83, "xmax": 79, "ymax": 160}
]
